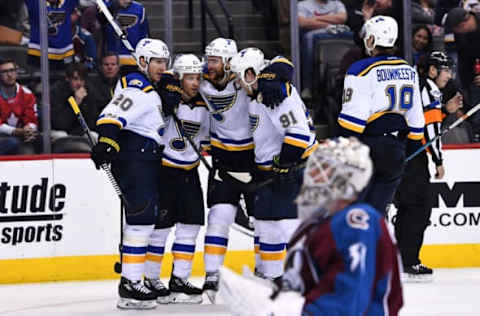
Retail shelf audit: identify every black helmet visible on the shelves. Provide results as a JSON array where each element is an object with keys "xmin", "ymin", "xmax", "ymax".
[{"xmin": 426, "ymin": 51, "xmax": 454, "ymax": 69}]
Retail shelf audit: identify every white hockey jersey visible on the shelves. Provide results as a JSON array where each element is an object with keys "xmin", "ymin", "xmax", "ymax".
[
  {"xmin": 338, "ymin": 55, "xmax": 425, "ymax": 140},
  {"xmin": 199, "ymin": 76, "xmax": 253, "ymax": 152},
  {"xmin": 161, "ymin": 95, "xmax": 210, "ymax": 170},
  {"xmin": 249, "ymin": 86, "xmax": 318, "ymax": 170},
  {"xmin": 97, "ymin": 72, "xmax": 165, "ymax": 145}
]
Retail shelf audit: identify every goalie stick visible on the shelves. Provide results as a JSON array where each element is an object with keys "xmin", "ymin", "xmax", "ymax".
[
  {"xmin": 67, "ymin": 97, "xmax": 126, "ymax": 274},
  {"xmin": 406, "ymin": 102, "xmax": 480, "ymax": 162}
]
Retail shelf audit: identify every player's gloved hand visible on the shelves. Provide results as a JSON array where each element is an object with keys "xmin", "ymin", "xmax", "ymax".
[
  {"xmin": 90, "ymin": 138, "xmax": 119, "ymax": 170},
  {"xmin": 272, "ymin": 155, "xmax": 299, "ymax": 183},
  {"xmin": 157, "ymin": 72, "xmax": 183, "ymax": 117},
  {"xmin": 257, "ymin": 59, "xmax": 294, "ymax": 109}
]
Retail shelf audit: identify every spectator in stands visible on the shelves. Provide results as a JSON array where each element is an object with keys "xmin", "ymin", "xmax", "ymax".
[
  {"xmin": 98, "ymin": 0, "xmax": 149, "ymax": 70},
  {"xmin": 25, "ymin": 0, "xmax": 78, "ymax": 72},
  {"xmin": 71, "ymin": 6, "xmax": 97, "ymax": 70},
  {"xmin": 50, "ymin": 62, "xmax": 99, "ymax": 153},
  {"xmin": 0, "ymin": 58, "xmax": 38, "ymax": 155},
  {"xmin": 442, "ymin": 79, "xmax": 474, "ymax": 143},
  {"xmin": 412, "ymin": 24, "xmax": 433, "ymax": 66},
  {"xmin": 412, "ymin": 0, "xmax": 435, "ymax": 25},
  {"xmin": 90, "ymin": 52, "xmax": 119, "ymax": 115},
  {"xmin": 298, "ymin": 0, "xmax": 348, "ymax": 98},
  {"xmin": 446, "ymin": 7, "xmax": 480, "ymax": 138}
]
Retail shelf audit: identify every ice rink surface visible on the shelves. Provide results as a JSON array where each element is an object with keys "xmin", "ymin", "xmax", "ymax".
[{"xmin": 1, "ymin": 268, "xmax": 479, "ymax": 315}]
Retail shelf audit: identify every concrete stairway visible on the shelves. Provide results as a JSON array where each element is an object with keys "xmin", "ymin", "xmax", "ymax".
[{"xmin": 142, "ymin": 0, "xmax": 280, "ymax": 56}]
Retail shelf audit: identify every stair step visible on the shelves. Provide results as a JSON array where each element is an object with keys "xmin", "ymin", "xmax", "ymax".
[
  {"xmin": 149, "ymin": 14, "xmax": 265, "ymax": 29},
  {"xmin": 150, "ymin": 26, "xmax": 268, "ymax": 43},
  {"xmin": 143, "ymin": 0, "xmax": 255, "ymax": 16}
]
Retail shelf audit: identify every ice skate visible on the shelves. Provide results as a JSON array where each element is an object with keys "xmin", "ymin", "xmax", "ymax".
[
  {"xmin": 168, "ymin": 275, "xmax": 203, "ymax": 304},
  {"xmin": 203, "ymin": 271, "xmax": 220, "ymax": 303},
  {"xmin": 144, "ymin": 277, "xmax": 171, "ymax": 304},
  {"xmin": 117, "ymin": 277, "xmax": 157, "ymax": 310}
]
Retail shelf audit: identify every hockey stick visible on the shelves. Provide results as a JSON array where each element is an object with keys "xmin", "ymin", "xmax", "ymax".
[
  {"xmin": 67, "ymin": 96, "xmax": 125, "ymax": 274},
  {"xmin": 406, "ymin": 103, "xmax": 480, "ymax": 162},
  {"xmin": 96, "ymin": 0, "xmax": 134, "ymax": 52}
]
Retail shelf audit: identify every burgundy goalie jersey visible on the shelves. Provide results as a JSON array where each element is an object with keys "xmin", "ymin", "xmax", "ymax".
[{"xmin": 283, "ymin": 203, "xmax": 404, "ymax": 316}]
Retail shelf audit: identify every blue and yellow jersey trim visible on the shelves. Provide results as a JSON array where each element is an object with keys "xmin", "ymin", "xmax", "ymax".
[
  {"xmin": 162, "ymin": 153, "xmax": 200, "ymax": 170},
  {"xmin": 284, "ymin": 132, "xmax": 310, "ymax": 149},
  {"xmin": 120, "ymin": 72, "xmax": 154, "ymax": 93},
  {"xmin": 256, "ymin": 160, "xmax": 273, "ymax": 171},
  {"xmin": 118, "ymin": 54, "xmax": 137, "ymax": 66},
  {"xmin": 210, "ymin": 132, "xmax": 254, "ymax": 151},
  {"xmin": 301, "ymin": 140, "xmax": 319, "ymax": 159},
  {"xmin": 200, "ymin": 140, "xmax": 211, "ymax": 152},
  {"xmin": 96, "ymin": 114, "xmax": 127, "ymax": 129},
  {"xmin": 28, "ymin": 47, "xmax": 75, "ymax": 61},
  {"xmin": 347, "ymin": 55, "xmax": 408, "ymax": 77},
  {"xmin": 338, "ymin": 113, "xmax": 366, "ymax": 134},
  {"xmin": 146, "ymin": 245, "xmax": 164, "ymax": 263},
  {"xmin": 122, "ymin": 245, "xmax": 147, "ymax": 264},
  {"xmin": 408, "ymin": 126, "xmax": 424, "ymax": 140}
]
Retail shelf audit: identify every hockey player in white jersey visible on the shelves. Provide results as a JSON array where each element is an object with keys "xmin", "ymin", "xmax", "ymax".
[
  {"xmin": 141, "ymin": 54, "xmax": 209, "ymax": 304},
  {"xmin": 230, "ymin": 48, "xmax": 318, "ymax": 281},
  {"xmin": 337, "ymin": 16, "xmax": 425, "ymax": 215},
  {"xmin": 199, "ymin": 37, "xmax": 257, "ymax": 301},
  {"xmin": 91, "ymin": 38, "xmax": 173, "ymax": 310}
]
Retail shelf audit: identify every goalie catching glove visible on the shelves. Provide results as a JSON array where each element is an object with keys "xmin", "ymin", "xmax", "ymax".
[
  {"xmin": 157, "ymin": 72, "xmax": 183, "ymax": 117},
  {"xmin": 90, "ymin": 137, "xmax": 120, "ymax": 169}
]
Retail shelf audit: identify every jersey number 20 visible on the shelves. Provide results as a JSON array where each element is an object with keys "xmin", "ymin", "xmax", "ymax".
[{"xmin": 385, "ymin": 84, "xmax": 413, "ymax": 111}]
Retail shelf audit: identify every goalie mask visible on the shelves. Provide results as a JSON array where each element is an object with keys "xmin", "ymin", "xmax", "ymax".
[
  {"xmin": 229, "ymin": 47, "xmax": 268, "ymax": 93},
  {"xmin": 134, "ymin": 38, "xmax": 171, "ymax": 76},
  {"xmin": 296, "ymin": 137, "xmax": 373, "ymax": 220}
]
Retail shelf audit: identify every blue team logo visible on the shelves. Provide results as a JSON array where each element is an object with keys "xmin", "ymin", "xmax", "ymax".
[
  {"xmin": 181, "ymin": 120, "xmax": 201, "ymax": 138},
  {"xmin": 206, "ymin": 93, "xmax": 237, "ymax": 122},
  {"xmin": 128, "ymin": 79, "xmax": 143, "ymax": 87},
  {"xmin": 249, "ymin": 114, "xmax": 259, "ymax": 133}
]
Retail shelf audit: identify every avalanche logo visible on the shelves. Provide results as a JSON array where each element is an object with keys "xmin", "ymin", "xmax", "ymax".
[{"xmin": 346, "ymin": 208, "xmax": 370, "ymax": 230}]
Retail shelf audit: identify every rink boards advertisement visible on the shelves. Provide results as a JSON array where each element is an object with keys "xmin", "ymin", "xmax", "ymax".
[{"xmin": 0, "ymin": 147, "xmax": 479, "ymax": 283}]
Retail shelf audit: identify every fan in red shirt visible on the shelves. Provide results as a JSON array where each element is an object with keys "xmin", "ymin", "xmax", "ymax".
[{"xmin": 0, "ymin": 58, "xmax": 39, "ymax": 155}]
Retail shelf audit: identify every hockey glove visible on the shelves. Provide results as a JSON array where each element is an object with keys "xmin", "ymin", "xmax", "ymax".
[
  {"xmin": 90, "ymin": 137, "xmax": 119, "ymax": 170},
  {"xmin": 257, "ymin": 63, "xmax": 293, "ymax": 109},
  {"xmin": 157, "ymin": 73, "xmax": 183, "ymax": 117},
  {"xmin": 272, "ymin": 155, "xmax": 299, "ymax": 183}
]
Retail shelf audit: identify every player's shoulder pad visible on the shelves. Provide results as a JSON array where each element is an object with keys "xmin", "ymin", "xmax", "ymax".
[
  {"xmin": 120, "ymin": 72, "xmax": 154, "ymax": 93},
  {"xmin": 261, "ymin": 56, "xmax": 294, "ymax": 82},
  {"xmin": 347, "ymin": 55, "xmax": 409, "ymax": 77}
]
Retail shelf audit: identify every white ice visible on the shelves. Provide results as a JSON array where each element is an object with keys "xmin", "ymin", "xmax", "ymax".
[{"xmin": 1, "ymin": 268, "xmax": 479, "ymax": 315}]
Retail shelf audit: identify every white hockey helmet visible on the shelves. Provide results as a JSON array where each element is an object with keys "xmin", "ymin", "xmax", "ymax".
[
  {"xmin": 229, "ymin": 47, "xmax": 268, "ymax": 87},
  {"xmin": 134, "ymin": 38, "xmax": 171, "ymax": 74},
  {"xmin": 296, "ymin": 137, "xmax": 373, "ymax": 220},
  {"xmin": 173, "ymin": 54, "xmax": 203, "ymax": 80},
  {"xmin": 205, "ymin": 37, "xmax": 238, "ymax": 67},
  {"xmin": 362, "ymin": 15, "xmax": 398, "ymax": 56}
]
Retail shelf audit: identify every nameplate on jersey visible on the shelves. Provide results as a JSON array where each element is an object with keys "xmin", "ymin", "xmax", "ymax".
[
  {"xmin": 376, "ymin": 67, "xmax": 416, "ymax": 82},
  {"xmin": 181, "ymin": 120, "xmax": 201, "ymax": 138}
]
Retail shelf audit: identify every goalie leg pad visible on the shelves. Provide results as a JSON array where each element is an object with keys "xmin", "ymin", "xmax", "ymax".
[
  {"xmin": 204, "ymin": 203, "xmax": 237, "ymax": 272},
  {"xmin": 144, "ymin": 228, "xmax": 171, "ymax": 279},
  {"xmin": 172, "ymin": 223, "xmax": 201, "ymax": 279}
]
